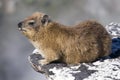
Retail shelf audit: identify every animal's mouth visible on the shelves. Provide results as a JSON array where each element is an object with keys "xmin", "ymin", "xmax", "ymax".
[
  {"xmin": 18, "ymin": 27, "xmax": 22, "ymax": 31},
  {"xmin": 18, "ymin": 27, "xmax": 26, "ymax": 32}
]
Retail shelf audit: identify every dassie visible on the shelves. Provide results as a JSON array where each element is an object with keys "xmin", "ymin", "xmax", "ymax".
[{"xmin": 18, "ymin": 12, "xmax": 111, "ymax": 65}]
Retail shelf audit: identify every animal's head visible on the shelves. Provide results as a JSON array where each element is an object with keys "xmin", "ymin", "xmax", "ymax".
[{"xmin": 18, "ymin": 12, "xmax": 51, "ymax": 39}]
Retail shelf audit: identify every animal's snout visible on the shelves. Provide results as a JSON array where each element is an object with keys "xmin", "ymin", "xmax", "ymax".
[{"xmin": 18, "ymin": 22, "xmax": 23, "ymax": 28}]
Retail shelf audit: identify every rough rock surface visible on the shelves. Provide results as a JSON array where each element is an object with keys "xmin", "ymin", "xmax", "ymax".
[{"xmin": 28, "ymin": 22, "xmax": 120, "ymax": 80}]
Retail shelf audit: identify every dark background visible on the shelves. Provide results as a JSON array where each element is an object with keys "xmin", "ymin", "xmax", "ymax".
[{"xmin": 0, "ymin": 0, "xmax": 120, "ymax": 80}]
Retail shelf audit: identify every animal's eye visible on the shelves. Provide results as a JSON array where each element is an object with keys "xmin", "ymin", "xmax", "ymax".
[{"xmin": 28, "ymin": 20, "xmax": 35, "ymax": 26}]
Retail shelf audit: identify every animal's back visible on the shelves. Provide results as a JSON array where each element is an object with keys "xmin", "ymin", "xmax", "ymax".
[{"xmin": 62, "ymin": 21, "xmax": 111, "ymax": 64}]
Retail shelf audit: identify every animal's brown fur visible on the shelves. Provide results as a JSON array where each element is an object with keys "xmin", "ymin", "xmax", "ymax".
[{"xmin": 18, "ymin": 12, "xmax": 112, "ymax": 65}]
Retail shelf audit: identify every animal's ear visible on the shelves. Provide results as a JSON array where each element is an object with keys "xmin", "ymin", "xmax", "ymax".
[{"xmin": 41, "ymin": 14, "xmax": 51, "ymax": 25}]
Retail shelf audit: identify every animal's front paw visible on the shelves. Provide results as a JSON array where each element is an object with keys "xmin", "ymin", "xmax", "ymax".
[
  {"xmin": 38, "ymin": 59, "xmax": 49, "ymax": 66},
  {"xmin": 33, "ymin": 49, "xmax": 39, "ymax": 54}
]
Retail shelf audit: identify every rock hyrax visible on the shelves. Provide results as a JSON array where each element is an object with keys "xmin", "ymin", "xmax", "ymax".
[{"xmin": 18, "ymin": 12, "xmax": 111, "ymax": 65}]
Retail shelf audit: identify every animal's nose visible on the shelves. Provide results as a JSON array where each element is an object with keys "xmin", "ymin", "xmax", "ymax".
[{"xmin": 18, "ymin": 22, "xmax": 23, "ymax": 28}]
